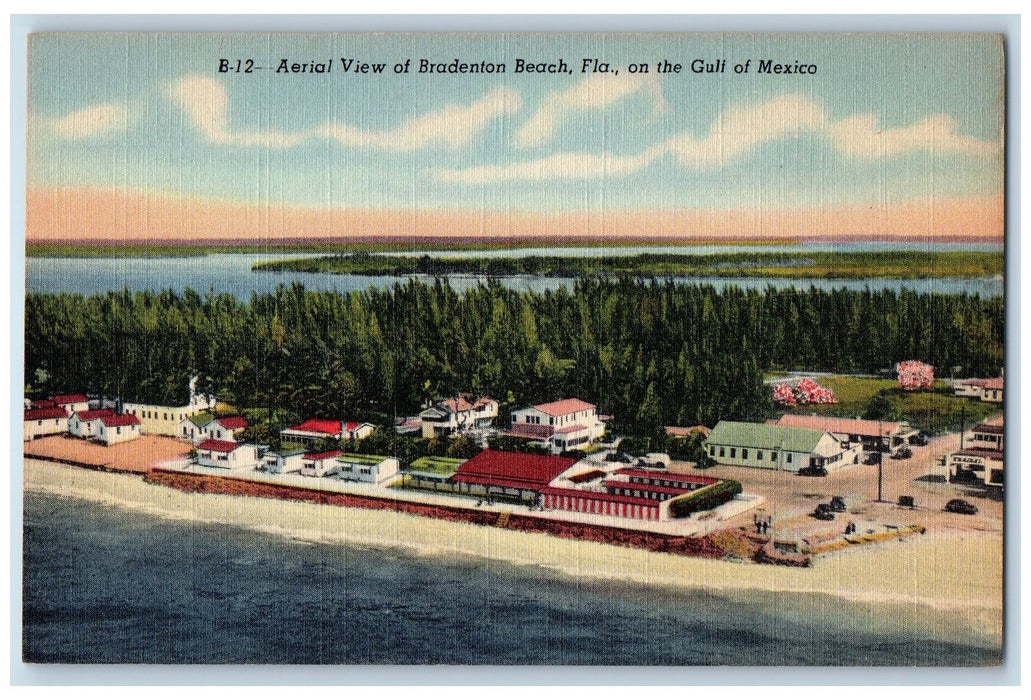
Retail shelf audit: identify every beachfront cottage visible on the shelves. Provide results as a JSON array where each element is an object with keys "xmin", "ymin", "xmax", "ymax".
[
  {"xmin": 705, "ymin": 421, "xmax": 858, "ymax": 473},
  {"xmin": 771, "ymin": 414, "xmax": 916, "ymax": 453},
  {"xmin": 419, "ymin": 394, "xmax": 499, "ymax": 438},
  {"xmin": 68, "ymin": 409, "xmax": 115, "ymax": 438},
  {"xmin": 509, "ymin": 398, "xmax": 606, "ymax": 454},
  {"xmin": 196, "ymin": 439, "xmax": 260, "ymax": 470},
  {"xmin": 208, "ymin": 416, "xmax": 248, "ymax": 442},
  {"xmin": 51, "ymin": 393, "xmax": 90, "ymax": 415},
  {"xmin": 97, "ymin": 414, "xmax": 142, "ymax": 446},
  {"xmin": 179, "ymin": 412, "xmax": 216, "ymax": 444},
  {"xmin": 263, "ymin": 443, "xmax": 307, "ymax": 474},
  {"xmin": 23, "ymin": 406, "xmax": 70, "ymax": 441},
  {"xmin": 300, "ymin": 449, "xmax": 344, "ymax": 477},
  {"xmin": 281, "ymin": 419, "xmax": 376, "ymax": 448},
  {"xmin": 948, "ymin": 423, "xmax": 1004, "ymax": 491},
  {"xmin": 336, "ymin": 453, "xmax": 401, "ymax": 486}
]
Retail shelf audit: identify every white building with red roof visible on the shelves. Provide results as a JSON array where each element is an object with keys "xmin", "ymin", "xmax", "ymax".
[
  {"xmin": 281, "ymin": 419, "xmax": 375, "ymax": 447},
  {"xmin": 300, "ymin": 449, "xmax": 344, "ymax": 477},
  {"xmin": 51, "ymin": 393, "xmax": 90, "ymax": 414},
  {"xmin": 772, "ymin": 414, "xmax": 916, "ymax": 453},
  {"xmin": 419, "ymin": 393, "xmax": 499, "ymax": 438},
  {"xmin": 23, "ymin": 405, "xmax": 70, "ymax": 441},
  {"xmin": 955, "ymin": 376, "xmax": 1004, "ymax": 403},
  {"xmin": 207, "ymin": 416, "xmax": 249, "ymax": 442},
  {"xmin": 509, "ymin": 398, "xmax": 605, "ymax": 454},
  {"xmin": 948, "ymin": 422, "xmax": 1004, "ymax": 491},
  {"xmin": 68, "ymin": 408, "xmax": 115, "ymax": 438},
  {"xmin": 97, "ymin": 413, "xmax": 141, "ymax": 446},
  {"xmin": 196, "ymin": 439, "xmax": 260, "ymax": 470}
]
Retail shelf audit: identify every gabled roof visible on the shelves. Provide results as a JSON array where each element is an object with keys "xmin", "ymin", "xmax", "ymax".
[
  {"xmin": 450, "ymin": 450, "xmax": 576, "ymax": 491},
  {"xmin": 532, "ymin": 398, "xmax": 596, "ymax": 417},
  {"xmin": 101, "ymin": 414, "xmax": 141, "ymax": 428},
  {"xmin": 285, "ymin": 418, "xmax": 342, "ymax": 436},
  {"xmin": 187, "ymin": 412, "xmax": 216, "ymax": 428},
  {"xmin": 197, "ymin": 438, "xmax": 240, "ymax": 453},
  {"xmin": 74, "ymin": 409, "xmax": 114, "ymax": 421},
  {"xmin": 304, "ymin": 449, "xmax": 343, "ymax": 461},
  {"xmin": 774, "ymin": 414, "xmax": 901, "ymax": 437},
  {"xmin": 972, "ymin": 423, "xmax": 1004, "ymax": 435},
  {"xmin": 215, "ymin": 416, "xmax": 248, "ymax": 430},
  {"xmin": 707, "ymin": 421, "xmax": 828, "ymax": 453},
  {"xmin": 25, "ymin": 406, "xmax": 69, "ymax": 421},
  {"xmin": 31, "ymin": 399, "xmax": 57, "ymax": 409},
  {"xmin": 52, "ymin": 393, "xmax": 89, "ymax": 405},
  {"xmin": 982, "ymin": 377, "xmax": 1004, "ymax": 390}
]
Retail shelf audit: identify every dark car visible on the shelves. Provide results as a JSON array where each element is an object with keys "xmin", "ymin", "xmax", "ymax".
[
  {"xmin": 863, "ymin": 453, "xmax": 881, "ymax": 465},
  {"xmin": 909, "ymin": 433, "xmax": 929, "ymax": 447},
  {"xmin": 798, "ymin": 465, "xmax": 828, "ymax": 477},
  {"xmin": 890, "ymin": 447, "xmax": 913, "ymax": 460},
  {"xmin": 944, "ymin": 499, "xmax": 978, "ymax": 515},
  {"xmin": 811, "ymin": 506, "xmax": 835, "ymax": 521},
  {"xmin": 829, "ymin": 496, "xmax": 847, "ymax": 512}
]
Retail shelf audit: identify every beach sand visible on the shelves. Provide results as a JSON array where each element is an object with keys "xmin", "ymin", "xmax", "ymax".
[{"xmin": 23, "ymin": 458, "xmax": 1003, "ymax": 645}]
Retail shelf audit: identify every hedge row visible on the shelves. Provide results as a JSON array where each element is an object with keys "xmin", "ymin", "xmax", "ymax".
[{"xmin": 667, "ymin": 479, "xmax": 743, "ymax": 518}]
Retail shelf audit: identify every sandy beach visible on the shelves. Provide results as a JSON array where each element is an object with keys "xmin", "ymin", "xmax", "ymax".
[{"xmin": 23, "ymin": 458, "xmax": 1003, "ymax": 646}]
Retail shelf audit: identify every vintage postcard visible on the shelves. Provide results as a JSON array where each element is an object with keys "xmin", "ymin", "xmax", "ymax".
[{"xmin": 22, "ymin": 31, "xmax": 1004, "ymax": 666}]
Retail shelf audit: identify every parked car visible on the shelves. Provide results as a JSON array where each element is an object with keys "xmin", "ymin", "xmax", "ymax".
[
  {"xmin": 863, "ymin": 453, "xmax": 881, "ymax": 465},
  {"xmin": 798, "ymin": 464, "xmax": 828, "ymax": 477},
  {"xmin": 890, "ymin": 447, "xmax": 913, "ymax": 460},
  {"xmin": 829, "ymin": 496, "xmax": 847, "ymax": 512},
  {"xmin": 910, "ymin": 433, "xmax": 929, "ymax": 446},
  {"xmin": 811, "ymin": 505, "xmax": 835, "ymax": 521},
  {"xmin": 944, "ymin": 499, "xmax": 978, "ymax": 515}
]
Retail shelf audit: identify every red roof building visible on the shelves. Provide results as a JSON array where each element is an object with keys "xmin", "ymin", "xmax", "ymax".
[
  {"xmin": 52, "ymin": 393, "xmax": 90, "ymax": 406},
  {"xmin": 532, "ymin": 398, "xmax": 596, "ymax": 417},
  {"xmin": 287, "ymin": 418, "xmax": 343, "ymax": 436},
  {"xmin": 773, "ymin": 414, "xmax": 903, "ymax": 439},
  {"xmin": 75, "ymin": 409, "xmax": 114, "ymax": 422},
  {"xmin": 450, "ymin": 450, "xmax": 576, "ymax": 492},
  {"xmin": 100, "ymin": 414, "xmax": 141, "ymax": 428},
  {"xmin": 24, "ymin": 406, "xmax": 69, "ymax": 421},
  {"xmin": 216, "ymin": 416, "xmax": 249, "ymax": 430},
  {"xmin": 197, "ymin": 438, "xmax": 241, "ymax": 453}
]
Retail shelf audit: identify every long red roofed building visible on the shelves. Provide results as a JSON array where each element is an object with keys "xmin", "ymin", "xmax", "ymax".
[{"xmin": 449, "ymin": 449, "xmax": 577, "ymax": 500}]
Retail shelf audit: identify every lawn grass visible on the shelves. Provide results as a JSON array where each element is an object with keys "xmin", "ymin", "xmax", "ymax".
[{"xmin": 780, "ymin": 376, "xmax": 1001, "ymax": 434}]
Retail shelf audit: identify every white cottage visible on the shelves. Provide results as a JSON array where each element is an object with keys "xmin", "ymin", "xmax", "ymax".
[
  {"xmin": 97, "ymin": 414, "xmax": 142, "ymax": 446},
  {"xmin": 51, "ymin": 393, "xmax": 91, "ymax": 415},
  {"xmin": 68, "ymin": 409, "xmax": 115, "ymax": 438},
  {"xmin": 23, "ymin": 406, "xmax": 70, "ymax": 441},
  {"xmin": 336, "ymin": 453, "xmax": 401, "ymax": 486},
  {"xmin": 300, "ymin": 449, "xmax": 343, "ymax": 477},
  {"xmin": 196, "ymin": 439, "xmax": 260, "ymax": 470},
  {"xmin": 263, "ymin": 444, "xmax": 307, "ymax": 474}
]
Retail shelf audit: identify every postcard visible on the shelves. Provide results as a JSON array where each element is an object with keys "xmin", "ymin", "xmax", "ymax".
[{"xmin": 22, "ymin": 31, "xmax": 1004, "ymax": 667}]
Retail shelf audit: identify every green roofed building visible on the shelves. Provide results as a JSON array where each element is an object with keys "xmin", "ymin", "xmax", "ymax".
[{"xmin": 705, "ymin": 421, "xmax": 860, "ymax": 473}]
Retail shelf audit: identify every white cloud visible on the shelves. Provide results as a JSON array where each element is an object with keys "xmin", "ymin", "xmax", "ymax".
[
  {"xmin": 515, "ymin": 73, "xmax": 665, "ymax": 148},
  {"xmin": 437, "ymin": 93, "xmax": 1000, "ymax": 183},
  {"xmin": 319, "ymin": 86, "xmax": 522, "ymax": 150},
  {"xmin": 169, "ymin": 74, "xmax": 519, "ymax": 151},
  {"xmin": 827, "ymin": 113, "xmax": 998, "ymax": 158},
  {"xmin": 48, "ymin": 102, "xmax": 131, "ymax": 139}
]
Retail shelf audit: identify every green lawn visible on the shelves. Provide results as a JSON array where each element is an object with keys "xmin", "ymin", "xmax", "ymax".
[
  {"xmin": 407, "ymin": 455, "xmax": 466, "ymax": 475},
  {"xmin": 780, "ymin": 376, "xmax": 1001, "ymax": 435}
]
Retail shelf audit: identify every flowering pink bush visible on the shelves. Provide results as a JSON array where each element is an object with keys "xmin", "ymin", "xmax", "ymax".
[
  {"xmin": 897, "ymin": 360, "xmax": 934, "ymax": 391},
  {"xmin": 773, "ymin": 377, "xmax": 838, "ymax": 405}
]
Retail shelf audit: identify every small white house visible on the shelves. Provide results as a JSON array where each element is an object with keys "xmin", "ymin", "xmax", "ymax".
[
  {"xmin": 336, "ymin": 453, "xmax": 401, "ymax": 486},
  {"xmin": 509, "ymin": 398, "xmax": 606, "ymax": 454},
  {"xmin": 300, "ymin": 449, "xmax": 343, "ymax": 477},
  {"xmin": 208, "ymin": 416, "xmax": 248, "ymax": 442},
  {"xmin": 97, "ymin": 414, "xmax": 142, "ymax": 446},
  {"xmin": 263, "ymin": 444, "xmax": 307, "ymax": 474},
  {"xmin": 68, "ymin": 409, "xmax": 115, "ymax": 438},
  {"xmin": 179, "ymin": 413, "xmax": 216, "ymax": 444},
  {"xmin": 23, "ymin": 406, "xmax": 70, "ymax": 441},
  {"xmin": 196, "ymin": 439, "xmax": 260, "ymax": 470},
  {"xmin": 52, "ymin": 393, "xmax": 91, "ymax": 415},
  {"xmin": 419, "ymin": 394, "xmax": 499, "ymax": 438}
]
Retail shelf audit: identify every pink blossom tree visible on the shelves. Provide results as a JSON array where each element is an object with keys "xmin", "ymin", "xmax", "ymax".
[{"xmin": 896, "ymin": 360, "xmax": 934, "ymax": 391}]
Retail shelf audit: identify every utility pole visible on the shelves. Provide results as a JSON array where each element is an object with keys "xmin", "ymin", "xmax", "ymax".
[{"xmin": 877, "ymin": 418, "xmax": 884, "ymax": 502}]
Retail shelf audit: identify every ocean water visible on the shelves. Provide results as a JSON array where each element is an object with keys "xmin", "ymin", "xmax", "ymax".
[{"xmin": 22, "ymin": 492, "xmax": 1001, "ymax": 666}]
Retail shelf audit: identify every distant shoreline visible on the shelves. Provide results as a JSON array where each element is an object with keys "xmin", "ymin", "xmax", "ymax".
[{"xmin": 22, "ymin": 458, "xmax": 1003, "ymax": 649}]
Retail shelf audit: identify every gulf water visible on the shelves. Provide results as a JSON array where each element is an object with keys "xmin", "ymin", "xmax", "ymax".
[{"xmin": 22, "ymin": 492, "xmax": 1001, "ymax": 666}]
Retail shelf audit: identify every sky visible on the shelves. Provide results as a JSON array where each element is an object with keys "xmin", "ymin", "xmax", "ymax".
[{"xmin": 25, "ymin": 32, "xmax": 1005, "ymax": 242}]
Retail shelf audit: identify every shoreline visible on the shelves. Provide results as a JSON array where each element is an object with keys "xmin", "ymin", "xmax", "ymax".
[{"xmin": 23, "ymin": 458, "xmax": 1002, "ymax": 647}]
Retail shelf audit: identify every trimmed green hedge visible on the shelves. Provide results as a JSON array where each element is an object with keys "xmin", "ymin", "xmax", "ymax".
[{"xmin": 668, "ymin": 479, "xmax": 743, "ymax": 519}]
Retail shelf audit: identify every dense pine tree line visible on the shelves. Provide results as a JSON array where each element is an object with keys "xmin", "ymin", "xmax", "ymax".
[{"xmin": 25, "ymin": 279, "xmax": 1004, "ymax": 437}]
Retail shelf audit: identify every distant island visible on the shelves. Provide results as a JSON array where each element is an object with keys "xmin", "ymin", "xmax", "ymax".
[{"xmin": 251, "ymin": 251, "xmax": 1004, "ymax": 280}]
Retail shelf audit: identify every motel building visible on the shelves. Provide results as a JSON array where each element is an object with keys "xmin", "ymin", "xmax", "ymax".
[
  {"xmin": 509, "ymin": 398, "xmax": 607, "ymax": 454},
  {"xmin": 23, "ymin": 405, "xmax": 70, "ymax": 441},
  {"xmin": 336, "ymin": 453, "xmax": 401, "ymax": 486},
  {"xmin": 301, "ymin": 449, "xmax": 344, "ymax": 477},
  {"xmin": 705, "ymin": 421, "xmax": 859, "ymax": 473},
  {"xmin": 948, "ymin": 423, "xmax": 1004, "ymax": 491},
  {"xmin": 281, "ymin": 419, "xmax": 377, "ymax": 449},
  {"xmin": 541, "ymin": 468, "xmax": 722, "ymax": 522},
  {"xmin": 954, "ymin": 376, "xmax": 1004, "ymax": 403},
  {"xmin": 263, "ymin": 444, "xmax": 308, "ymax": 474},
  {"xmin": 68, "ymin": 409, "xmax": 115, "ymax": 438},
  {"xmin": 419, "ymin": 394, "xmax": 499, "ymax": 438},
  {"xmin": 770, "ymin": 414, "xmax": 916, "ymax": 453},
  {"xmin": 448, "ymin": 449, "xmax": 578, "ymax": 503},
  {"xmin": 97, "ymin": 414, "xmax": 142, "ymax": 446},
  {"xmin": 196, "ymin": 439, "xmax": 261, "ymax": 470}
]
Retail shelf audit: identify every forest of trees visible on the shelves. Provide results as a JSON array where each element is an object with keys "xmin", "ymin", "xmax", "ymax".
[{"xmin": 25, "ymin": 279, "xmax": 1004, "ymax": 440}]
